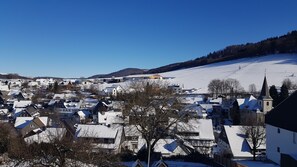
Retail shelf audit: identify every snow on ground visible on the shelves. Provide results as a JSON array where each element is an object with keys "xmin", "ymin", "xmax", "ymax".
[
  {"xmin": 122, "ymin": 160, "xmax": 209, "ymax": 167},
  {"xmin": 160, "ymin": 54, "xmax": 297, "ymax": 93},
  {"xmin": 236, "ymin": 160, "xmax": 279, "ymax": 167},
  {"xmin": 99, "ymin": 54, "xmax": 297, "ymax": 94}
]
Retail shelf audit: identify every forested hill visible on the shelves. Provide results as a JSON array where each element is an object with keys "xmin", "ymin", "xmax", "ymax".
[
  {"xmin": 89, "ymin": 68, "xmax": 147, "ymax": 79},
  {"xmin": 145, "ymin": 30, "xmax": 297, "ymax": 74},
  {"xmin": 0, "ymin": 74, "xmax": 30, "ymax": 80}
]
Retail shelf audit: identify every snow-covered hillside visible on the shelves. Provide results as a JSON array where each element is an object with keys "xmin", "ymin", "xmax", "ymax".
[{"xmin": 161, "ymin": 54, "xmax": 297, "ymax": 93}]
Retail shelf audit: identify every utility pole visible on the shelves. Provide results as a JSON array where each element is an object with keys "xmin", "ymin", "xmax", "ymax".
[{"xmin": 147, "ymin": 141, "xmax": 151, "ymax": 167}]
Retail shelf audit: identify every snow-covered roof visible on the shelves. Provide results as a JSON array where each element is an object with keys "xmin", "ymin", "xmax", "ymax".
[
  {"xmin": 223, "ymin": 125, "xmax": 253, "ymax": 158},
  {"xmin": 137, "ymin": 139, "xmax": 189, "ymax": 157},
  {"xmin": 199, "ymin": 104, "xmax": 213, "ymax": 113},
  {"xmin": 53, "ymin": 93, "xmax": 76, "ymax": 100},
  {"xmin": 0, "ymin": 85, "xmax": 9, "ymax": 91},
  {"xmin": 8, "ymin": 89, "xmax": 21, "ymax": 96},
  {"xmin": 209, "ymin": 97, "xmax": 222, "ymax": 104},
  {"xmin": 13, "ymin": 100, "xmax": 32, "ymax": 108},
  {"xmin": 75, "ymin": 124, "xmax": 119, "ymax": 139},
  {"xmin": 75, "ymin": 124, "xmax": 123, "ymax": 151},
  {"xmin": 14, "ymin": 108, "xmax": 26, "ymax": 117},
  {"xmin": 176, "ymin": 119, "xmax": 214, "ymax": 140},
  {"xmin": 14, "ymin": 117, "xmax": 48, "ymax": 129},
  {"xmin": 64, "ymin": 100, "xmax": 82, "ymax": 109},
  {"xmin": 24, "ymin": 128, "xmax": 67, "ymax": 144},
  {"xmin": 237, "ymin": 95, "xmax": 260, "ymax": 111},
  {"xmin": 124, "ymin": 125, "xmax": 141, "ymax": 137},
  {"xmin": 0, "ymin": 109, "xmax": 8, "ymax": 115},
  {"xmin": 98, "ymin": 111, "xmax": 124, "ymax": 125},
  {"xmin": 14, "ymin": 117, "xmax": 33, "ymax": 129},
  {"xmin": 77, "ymin": 110, "xmax": 91, "ymax": 118},
  {"xmin": 180, "ymin": 95, "xmax": 204, "ymax": 104},
  {"xmin": 153, "ymin": 139, "xmax": 188, "ymax": 157}
]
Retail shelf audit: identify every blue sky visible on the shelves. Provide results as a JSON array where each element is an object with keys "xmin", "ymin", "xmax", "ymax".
[{"xmin": 0, "ymin": 0, "xmax": 296, "ymax": 78}]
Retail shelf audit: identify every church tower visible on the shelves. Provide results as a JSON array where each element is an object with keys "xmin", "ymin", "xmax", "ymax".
[{"xmin": 258, "ymin": 76, "xmax": 273, "ymax": 114}]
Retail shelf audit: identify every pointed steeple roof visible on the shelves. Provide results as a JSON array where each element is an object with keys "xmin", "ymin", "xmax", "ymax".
[{"xmin": 258, "ymin": 76, "xmax": 272, "ymax": 100}]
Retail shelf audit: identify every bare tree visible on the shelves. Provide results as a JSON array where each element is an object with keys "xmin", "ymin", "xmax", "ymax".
[
  {"xmin": 208, "ymin": 78, "xmax": 244, "ymax": 97},
  {"xmin": 241, "ymin": 115, "xmax": 265, "ymax": 161},
  {"xmin": 208, "ymin": 79, "xmax": 222, "ymax": 97},
  {"xmin": 2, "ymin": 126, "xmax": 121, "ymax": 167},
  {"xmin": 122, "ymin": 80, "xmax": 186, "ymax": 165},
  {"xmin": 282, "ymin": 78, "xmax": 293, "ymax": 90},
  {"xmin": 248, "ymin": 84, "xmax": 257, "ymax": 94},
  {"xmin": 225, "ymin": 78, "xmax": 244, "ymax": 97}
]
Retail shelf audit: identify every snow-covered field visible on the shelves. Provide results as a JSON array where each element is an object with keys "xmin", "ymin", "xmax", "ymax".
[{"xmin": 161, "ymin": 54, "xmax": 297, "ymax": 93}]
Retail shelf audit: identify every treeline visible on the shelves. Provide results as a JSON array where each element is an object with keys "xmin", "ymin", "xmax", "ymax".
[
  {"xmin": 269, "ymin": 78, "xmax": 297, "ymax": 107},
  {"xmin": 0, "ymin": 73, "xmax": 29, "ymax": 80},
  {"xmin": 146, "ymin": 30, "xmax": 297, "ymax": 74},
  {"xmin": 207, "ymin": 78, "xmax": 246, "ymax": 98}
]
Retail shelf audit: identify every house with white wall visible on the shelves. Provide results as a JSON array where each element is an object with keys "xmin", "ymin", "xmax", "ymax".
[
  {"xmin": 173, "ymin": 119, "xmax": 215, "ymax": 156},
  {"xmin": 217, "ymin": 125, "xmax": 265, "ymax": 160},
  {"xmin": 265, "ymin": 90, "xmax": 297, "ymax": 166},
  {"xmin": 75, "ymin": 124, "xmax": 124, "ymax": 154},
  {"xmin": 103, "ymin": 85, "xmax": 123, "ymax": 97}
]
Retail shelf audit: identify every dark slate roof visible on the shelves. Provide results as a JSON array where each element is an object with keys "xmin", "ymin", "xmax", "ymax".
[
  {"xmin": 0, "ymin": 96, "xmax": 4, "ymax": 104},
  {"xmin": 258, "ymin": 76, "xmax": 272, "ymax": 100},
  {"xmin": 265, "ymin": 90, "xmax": 297, "ymax": 132},
  {"xmin": 26, "ymin": 104, "xmax": 39, "ymax": 116}
]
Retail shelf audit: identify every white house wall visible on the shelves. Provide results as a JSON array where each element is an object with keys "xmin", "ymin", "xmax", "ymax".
[{"xmin": 266, "ymin": 124, "xmax": 297, "ymax": 165}]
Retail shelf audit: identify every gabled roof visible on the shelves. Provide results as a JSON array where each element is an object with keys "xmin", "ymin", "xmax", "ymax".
[
  {"xmin": 237, "ymin": 95, "xmax": 260, "ymax": 111},
  {"xmin": 24, "ymin": 128, "xmax": 66, "ymax": 144},
  {"xmin": 13, "ymin": 100, "xmax": 32, "ymax": 108},
  {"xmin": 98, "ymin": 111, "xmax": 124, "ymax": 125},
  {"xmin": 222, "ymin": 125, "xmax": 253, "ymax": 158},
  {"xmin": 175, "ymin": 119, "xmax": 215, "ymax": 140},
  {"xmin": 26, "ymin": 105, "xmax": 40, "ymax": 117},
  {"xmin": 258, "ymin": 76, "xmax": 272, "ymax": 100},
  {"xmin": 131, "ymin": 159, "xmax": 144, "ymax": 167},
  {"xmin": 154, "ymin": 158, "xmax": 169, "ymax": 167},
  {"xmin": 14, "ymin": 117, "xmax": 48, "ymax": 129},
  {"xmin": 265, "ymin": 90, "xmax": 297, "ymax": 132},
  {"xmin": 124, "ymin": 125, "xmax": 141, "ymax": 137},
  {"xmin": 75, "ymin": 124, "xmax": 120, "ymax": 139}
]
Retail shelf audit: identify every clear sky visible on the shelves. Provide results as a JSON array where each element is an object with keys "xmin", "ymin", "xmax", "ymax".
[{"xmin": 0, "ymin": 0, "xmax": 296, "ymax": 78}]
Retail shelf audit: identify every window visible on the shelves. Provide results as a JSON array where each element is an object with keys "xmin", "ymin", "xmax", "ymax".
[
  {"xmin": 132, "ymin": 144, "xmax": 137, "ymax": 150},
  {"xmin": 277, "ymin": 128, "xmax": 280, "ymax": 133},
  {"xmin": 294, "ymin": 133, "xmax": 296, "ymax": 144},
  {"xmin": 266, "ymin": 102, "xmax": 269, "ymax": 106},
  {"xmin": 277, "ymin": 147, "xmax": 280, "ymax": 152}
]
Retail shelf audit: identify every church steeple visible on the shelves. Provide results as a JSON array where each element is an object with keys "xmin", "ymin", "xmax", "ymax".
[
  {"xmin": 258, "ymin": 76, "xmax": 273, "ymax": 114},
  {"xmin": 258, "ymin": 76, "xmax": 272, "ymax": 100}
]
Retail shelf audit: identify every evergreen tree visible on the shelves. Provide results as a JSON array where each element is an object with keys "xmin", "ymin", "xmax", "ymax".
[
  {"xmin": 269, "ymin": 85, "xmax": 279, "ymax": 107},
  {"xmin": 231, "ymin": 100, "xmax": 240, "ymax": 125},
  {"xmin": 279, "ymin": 84, "xmax": 289, "ymax": 103},
  {"xmin": 53, "ymin": 81, "xmax": 59, "ymax": 93}
]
